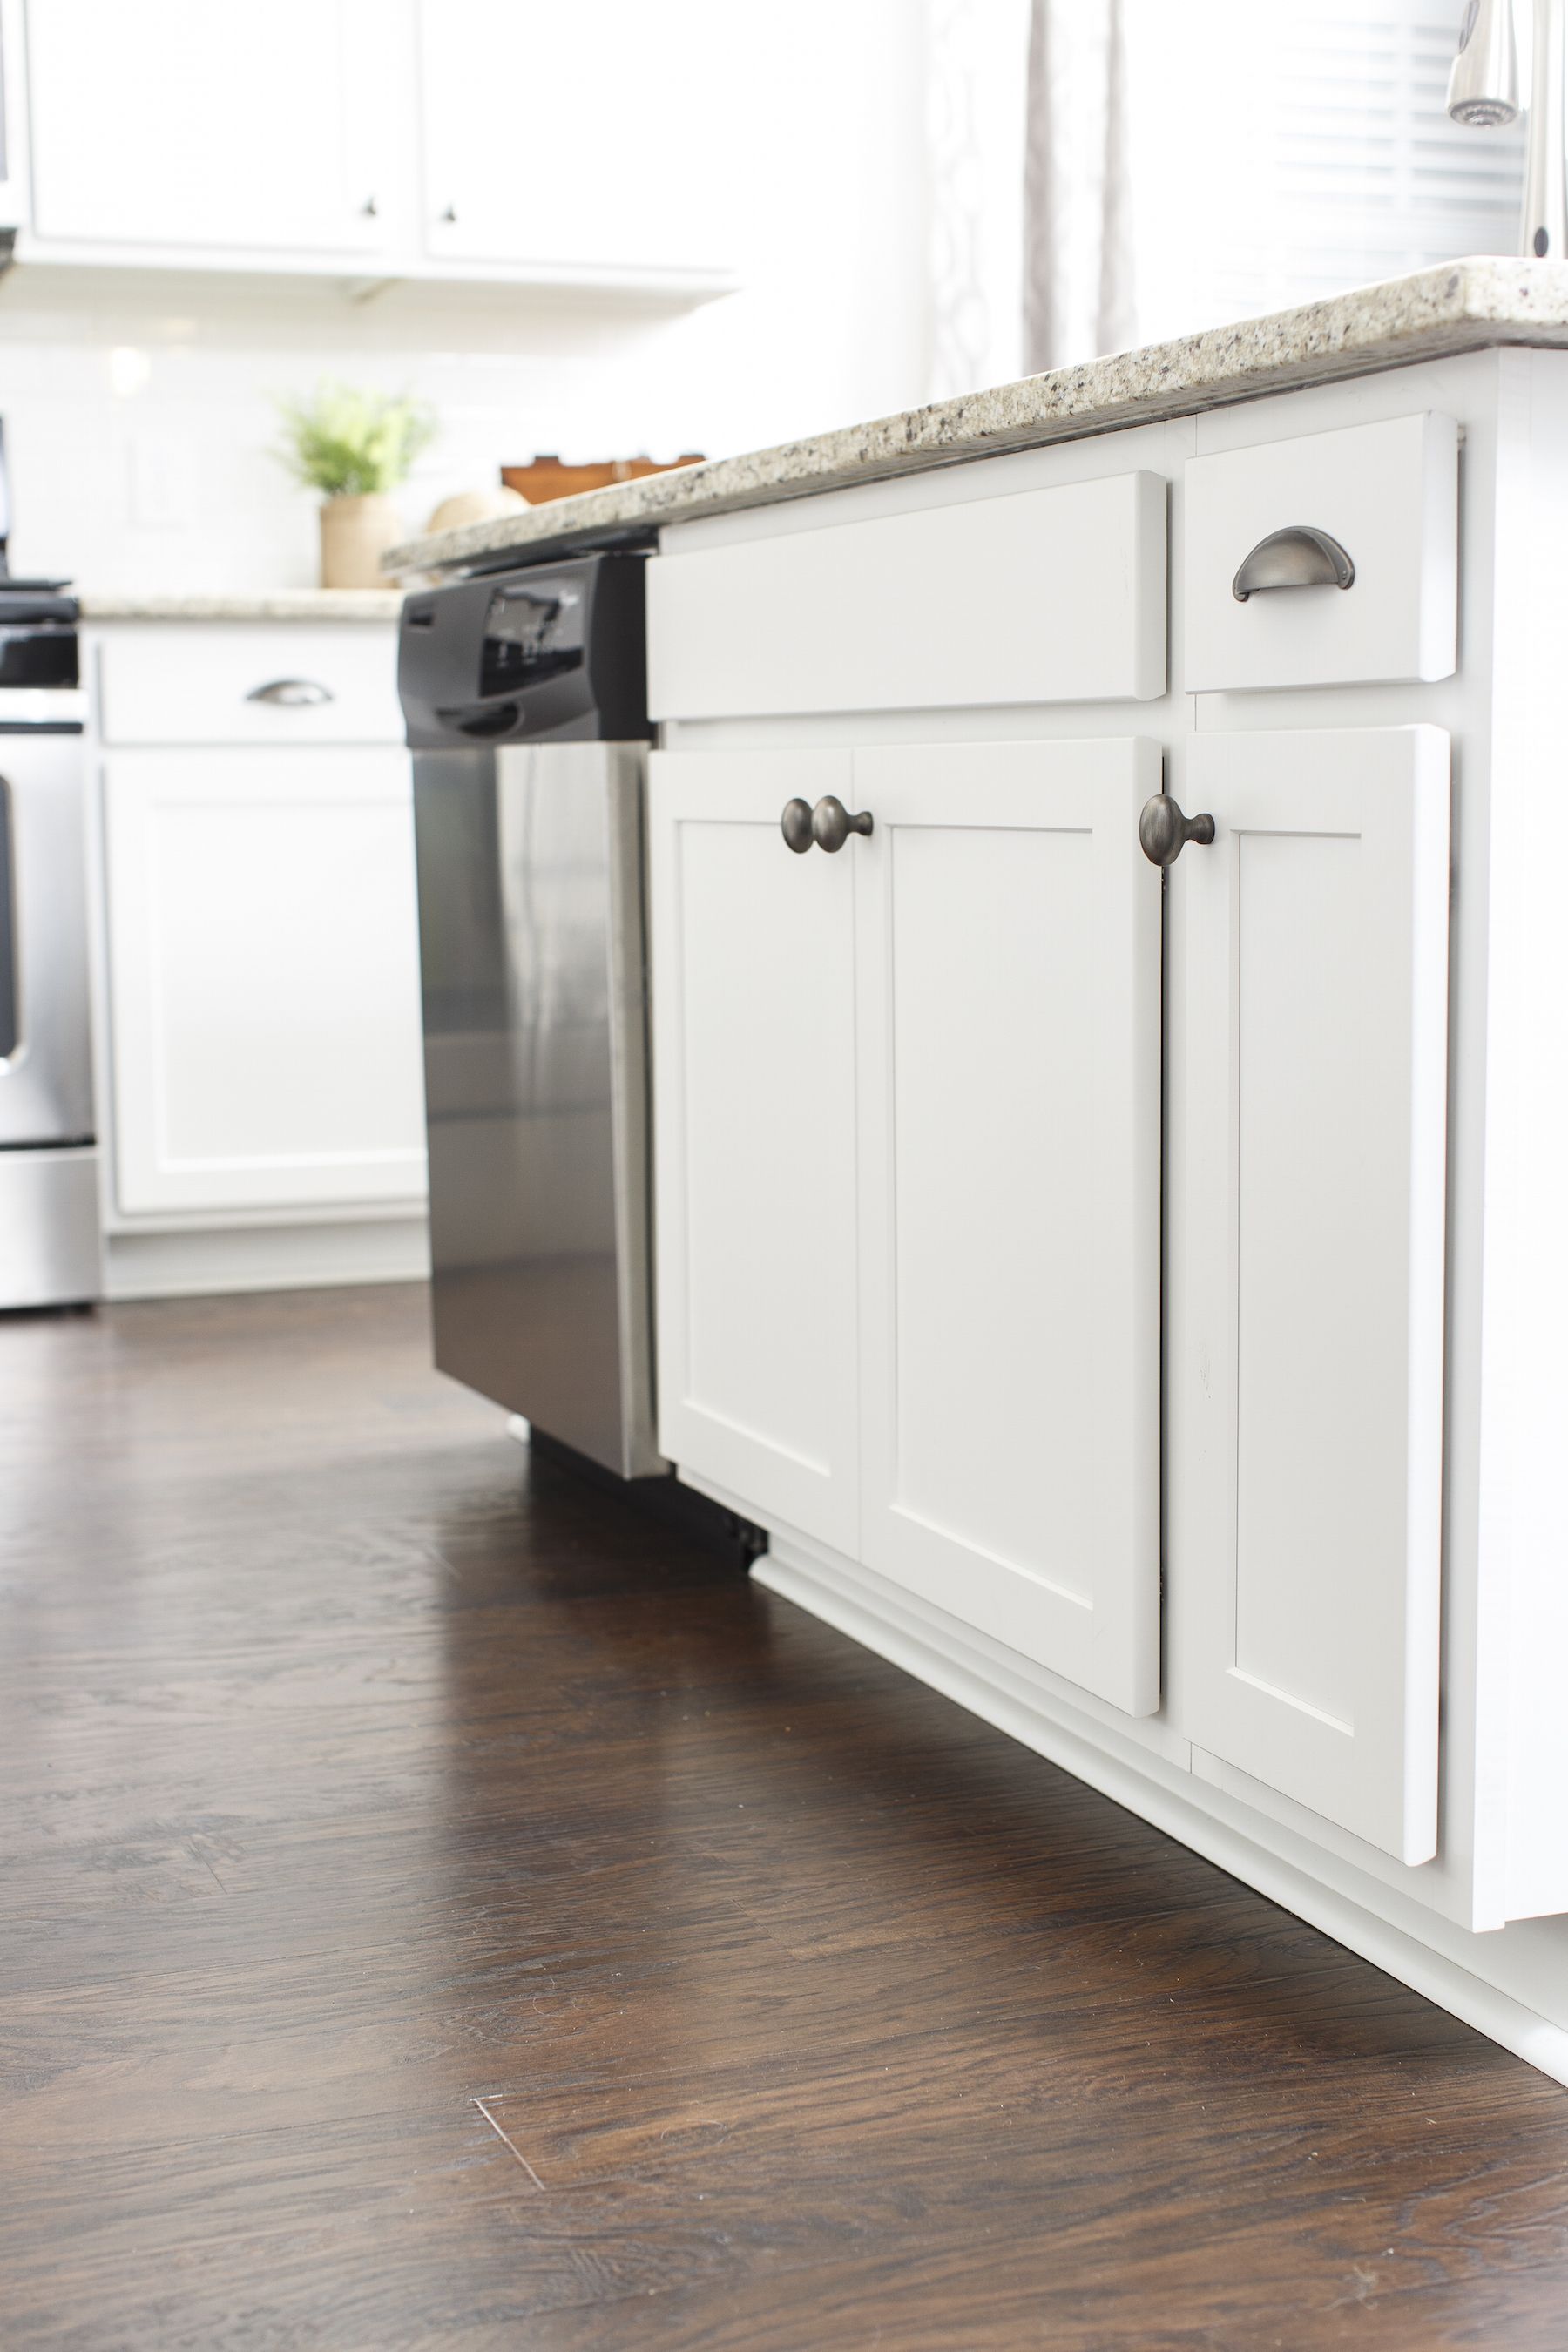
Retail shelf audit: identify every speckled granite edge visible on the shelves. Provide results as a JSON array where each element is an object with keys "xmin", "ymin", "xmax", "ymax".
[
  {"xmin": 386, "ymin": 257, "xmax": 1568, "ymax": 578},
  {"xmin": 80, "ymin": 591, "xmax": 404, "ymax": 623}
]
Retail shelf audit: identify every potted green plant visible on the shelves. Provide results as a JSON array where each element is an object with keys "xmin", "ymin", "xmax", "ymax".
[{"xmin": 275, "ymin": 382, "xmax": 436, "ymax": 589}]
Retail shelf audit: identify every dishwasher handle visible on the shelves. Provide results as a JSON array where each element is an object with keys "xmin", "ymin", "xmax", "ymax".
[{"xmin": 436, "ymin": 701, "xmax": 522, "ymax": 740}]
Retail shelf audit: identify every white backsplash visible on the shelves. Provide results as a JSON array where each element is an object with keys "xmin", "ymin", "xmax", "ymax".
[{"xmin": 0, "ymin": 0, "xmax": 929, "ymax": 594}]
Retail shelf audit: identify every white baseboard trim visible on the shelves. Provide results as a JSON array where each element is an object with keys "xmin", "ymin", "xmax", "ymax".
[
  {"xmin": 104, "ymin": 1214, "xmax": 430, "ymax": 1301},
  {"xmin": 754, "ymin": 1539, "xmax": 1568, "ymax": 2092}
]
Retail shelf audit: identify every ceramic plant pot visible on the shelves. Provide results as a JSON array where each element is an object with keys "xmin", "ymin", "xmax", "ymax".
[{"xmin": 318, "ymin": 491, "xmax": 402, "ymax": 590}]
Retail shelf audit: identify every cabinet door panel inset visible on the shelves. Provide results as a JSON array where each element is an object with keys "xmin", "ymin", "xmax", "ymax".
[
  {"xmin": 105, "ymin": 747, "xmax": 426, "ymax": 1215},
  {"xmin": 1233, "ymin": 827, "xmax": 1372, "ymax": 1730},
  {"xmin": 1168, "ymin": 727, "xmax": 1450, "ymax": 1863},
  {"xmin": 885, "ymin": 823, "xmax": 1098, "ymax": 1599},
  {"xmin": 855, "ymin": 738, "xmax": 1163, "ymax": 1715},
  {"xmin": 418, "ymin": 0, "xmax": 736, "ymax": 277},
  {"xmin": 26, "ymin": 0, "xmax": 392, "ymax": 257},
  {"xmin": 649, "ymin": 751, "xmax": 860, "ymax": 1552}
]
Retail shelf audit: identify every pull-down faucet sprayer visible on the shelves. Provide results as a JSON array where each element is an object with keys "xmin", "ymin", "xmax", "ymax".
[{"xmin": 1448, "ymin": 0, "xmax": 1565, "ymax": 259}]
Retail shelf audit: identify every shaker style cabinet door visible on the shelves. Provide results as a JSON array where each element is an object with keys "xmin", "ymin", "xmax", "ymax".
[
  {"xmin": 648, "ymin": 751, "xmax": 861, "ymax": 1552},
  {"xmin": 23, "ymin": 0, "xmax": 393, "ymax": 257},
  {"xmin": 416, "ymin": 0, "xmax": 736, "ymax": 280},
  {"xmin": 1166, "ymin": 727, "xmax": 1450, "ymax": 1862},
  {"xmin": 104, "ymin": 748, "xmax": 427, "ymax": 1215},
  {"xmin": 852, "ymin": 739, "xmax": 1164, "ymax": 1715}
]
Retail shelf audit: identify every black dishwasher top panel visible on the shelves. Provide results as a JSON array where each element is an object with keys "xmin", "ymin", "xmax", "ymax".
[{"xmin": 398, "ymin": 550, "xmax": 648, "ymax": 749}]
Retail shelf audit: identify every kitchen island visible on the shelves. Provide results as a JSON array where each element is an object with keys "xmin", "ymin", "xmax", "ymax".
[{"xmin": 391, "ymin": 259, "xmax": 1568, "ymax": 2085}]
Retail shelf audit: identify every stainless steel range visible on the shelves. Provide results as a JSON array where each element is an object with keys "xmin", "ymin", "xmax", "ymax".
[{"xmin": 0, "ymin": 550, "xmax": 98, "ymax": 1308}]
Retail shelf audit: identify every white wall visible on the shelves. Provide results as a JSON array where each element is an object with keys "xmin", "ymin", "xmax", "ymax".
[
  {"xmin": 0, "ymin": 0, "xmax": 1528, "ymax": 591},
  {"xmin": 0, "ymin": 0, "xmax": 929, "ymax": 591}
]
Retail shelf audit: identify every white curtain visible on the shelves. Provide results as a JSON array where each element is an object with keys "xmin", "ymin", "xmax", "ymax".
[
  {"xmin": 1022, "ymin": 0, "xmax": 1136, "ymax": 375},
  {"xmin": 926, "ymin": 0, "xmax": 1031, "ymax": 402}
]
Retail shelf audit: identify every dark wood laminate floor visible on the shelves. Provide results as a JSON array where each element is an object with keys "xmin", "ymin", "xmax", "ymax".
[{"xmin": 3, "ymin": 1285, "xmax": 1567, "ymax": 2352}]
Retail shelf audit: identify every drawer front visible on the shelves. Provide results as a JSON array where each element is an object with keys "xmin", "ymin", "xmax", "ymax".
[
  {"xmin": 648, "ymin": 470, "xmax": 1168, "ymax": 718},
  {"xmin": 1184, "ymin": 413, "xmax": 1457, "ymax": 693},
  {"xmin": 95, "ymin": 624, "xmax": 402, "ymax": 745}
]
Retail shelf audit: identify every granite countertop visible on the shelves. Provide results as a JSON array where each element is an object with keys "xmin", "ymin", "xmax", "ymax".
[
  {"xmin": 80, "ymin": 590, "xmax": 404, "ymax": 623},
  {"xmin": 386, "ymin": 256, "xmax": 1568, "ymax": 580}
]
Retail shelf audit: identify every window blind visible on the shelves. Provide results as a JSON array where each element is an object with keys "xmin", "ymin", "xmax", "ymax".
[{"xmin": 1127, "ymin": 0, "xmax": 1524, "ymax": 344}]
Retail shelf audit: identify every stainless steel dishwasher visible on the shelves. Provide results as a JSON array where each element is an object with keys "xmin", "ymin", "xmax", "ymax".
[{"xmin": 399, "ymin": 551, "xmax": 665, "ymax": 1478}]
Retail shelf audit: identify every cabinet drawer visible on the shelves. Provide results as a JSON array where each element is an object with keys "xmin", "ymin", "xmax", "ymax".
[
  {"xmin": 1184, "ymin": 413, "xmax": 1457, "ymax": 692},
  {"xmin": 95, "ymin": 624, "xmax": 402, "ymax": 745},
  {"xmin": 648, "ymin": 470, "xmax": 1168, "ymax": 718}
]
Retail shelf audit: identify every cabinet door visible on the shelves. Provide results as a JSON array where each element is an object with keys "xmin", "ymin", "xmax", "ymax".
[
  {"xmin": 854, "ymin": 739, "xmax": 1163, "ymax": 1715},
  {"xmin": 416, "ymin": 0, "xmax": 735, "ymax": 280},
  {"xmin": 1167, "ymin": 727, "xmax": 1450, "ymax": 1862},
  {"xmin": 24, "ymin": 0, "xmax": 392, "ymax": 257},
  {"xmin": 0, "ymin": 2, "xmax": 27, "ymax": 233},
  {"xmin": 105, "ymin": 748, "xmax": 427, "ymax": 1216},
  {"xmin": 649, "ymin": 751, "xmax": 860, "ymax": 1552}
]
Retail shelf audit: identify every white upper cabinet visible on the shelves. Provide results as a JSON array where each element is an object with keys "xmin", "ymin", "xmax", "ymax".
[
  {"xmin": 0, "ymin": 0, "xmax": 26, "ymax": 232},
  {"xmin": 854, "ymin": 738, "xmax": 1163, "ymax": 1715},
  {"xmin": 1166, "ymin": 726, "xmax": 1450, "ymax": 1863},
  {"xmin": 20, "ymin": 0, "xmax": 395, "ymax": 261},
  {"xmin": 416, "ymin": 0, "xmax": 737, "ymax": 284},
  {"xmin": 1, "ymin": 0, "xmax": 739, "ymax": 289}
]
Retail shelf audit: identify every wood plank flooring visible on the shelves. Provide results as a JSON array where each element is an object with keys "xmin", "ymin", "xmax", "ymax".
[{"xmin": 2, "ymin": 1281, "xmax": 1566, "ymax": 2349}]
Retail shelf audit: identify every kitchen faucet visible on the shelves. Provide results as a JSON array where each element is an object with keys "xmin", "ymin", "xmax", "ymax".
[{"xmin": 1449, "ymin": 0, "xmax": 1566, "ymax": 258}]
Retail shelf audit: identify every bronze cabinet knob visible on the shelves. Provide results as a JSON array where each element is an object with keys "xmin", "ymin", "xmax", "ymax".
[
  {"xmin": 781, "ymin": 798, "xmax": 815, "ymax": 854},
  {"xmin": 1139, "ymin": 793, "xmax": 1215, "ymax": 868},
  {"xmin": 810, "ymin": 795, "xmax": 874, "ymax": 853}
]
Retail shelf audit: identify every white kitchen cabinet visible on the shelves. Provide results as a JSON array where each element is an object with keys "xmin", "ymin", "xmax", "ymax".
[
  {"xmin": 647, "ymin": 473, "xmax": 1168, "ymax": 719},
  {"xmin": 1166, "ymin": 727, "xmax": 1451, "ymax": 1863},
  {"xmin": 649, "ymin": 748, "xmax": 862, "ymax": 1555},
  {"xmin": 0, "ymin": 0, "xmax": 740, "ymax": 290},
  {"xmin": 639, "ymin": 342, "xmax": 1568, "ymax": 2081},
  {"xmin": 19, "ymin": 0, "xmax": 395, "ymax": 262},
  {"xmin": 103, "ymin": 746, "xmax": 427, "ymax": 1217},
  {"xmin": 0, "ymin": 0, "xmax": 26, "ymax": 233},
  {"xmin": 652, "ymin": 734, "xmax": 1163, "ymax": 1716},
  {"xmin": 1183, "ymin": 414, "xmax": 1458, "ymax": 692},
  {"xmin": 416, "ymin": 0, "xmax": 737, "ymax": 284},
  {"xmin": 853, "ymin": 739, "xmax": 1163, "ymax": 1715},
  {"xmin": 667, "ymin": 719, "xmax": 1445, "ymax": 1750},
  {"xmin": 95, "ymin": 623, "xmax": 404, "ymax": 749}
]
